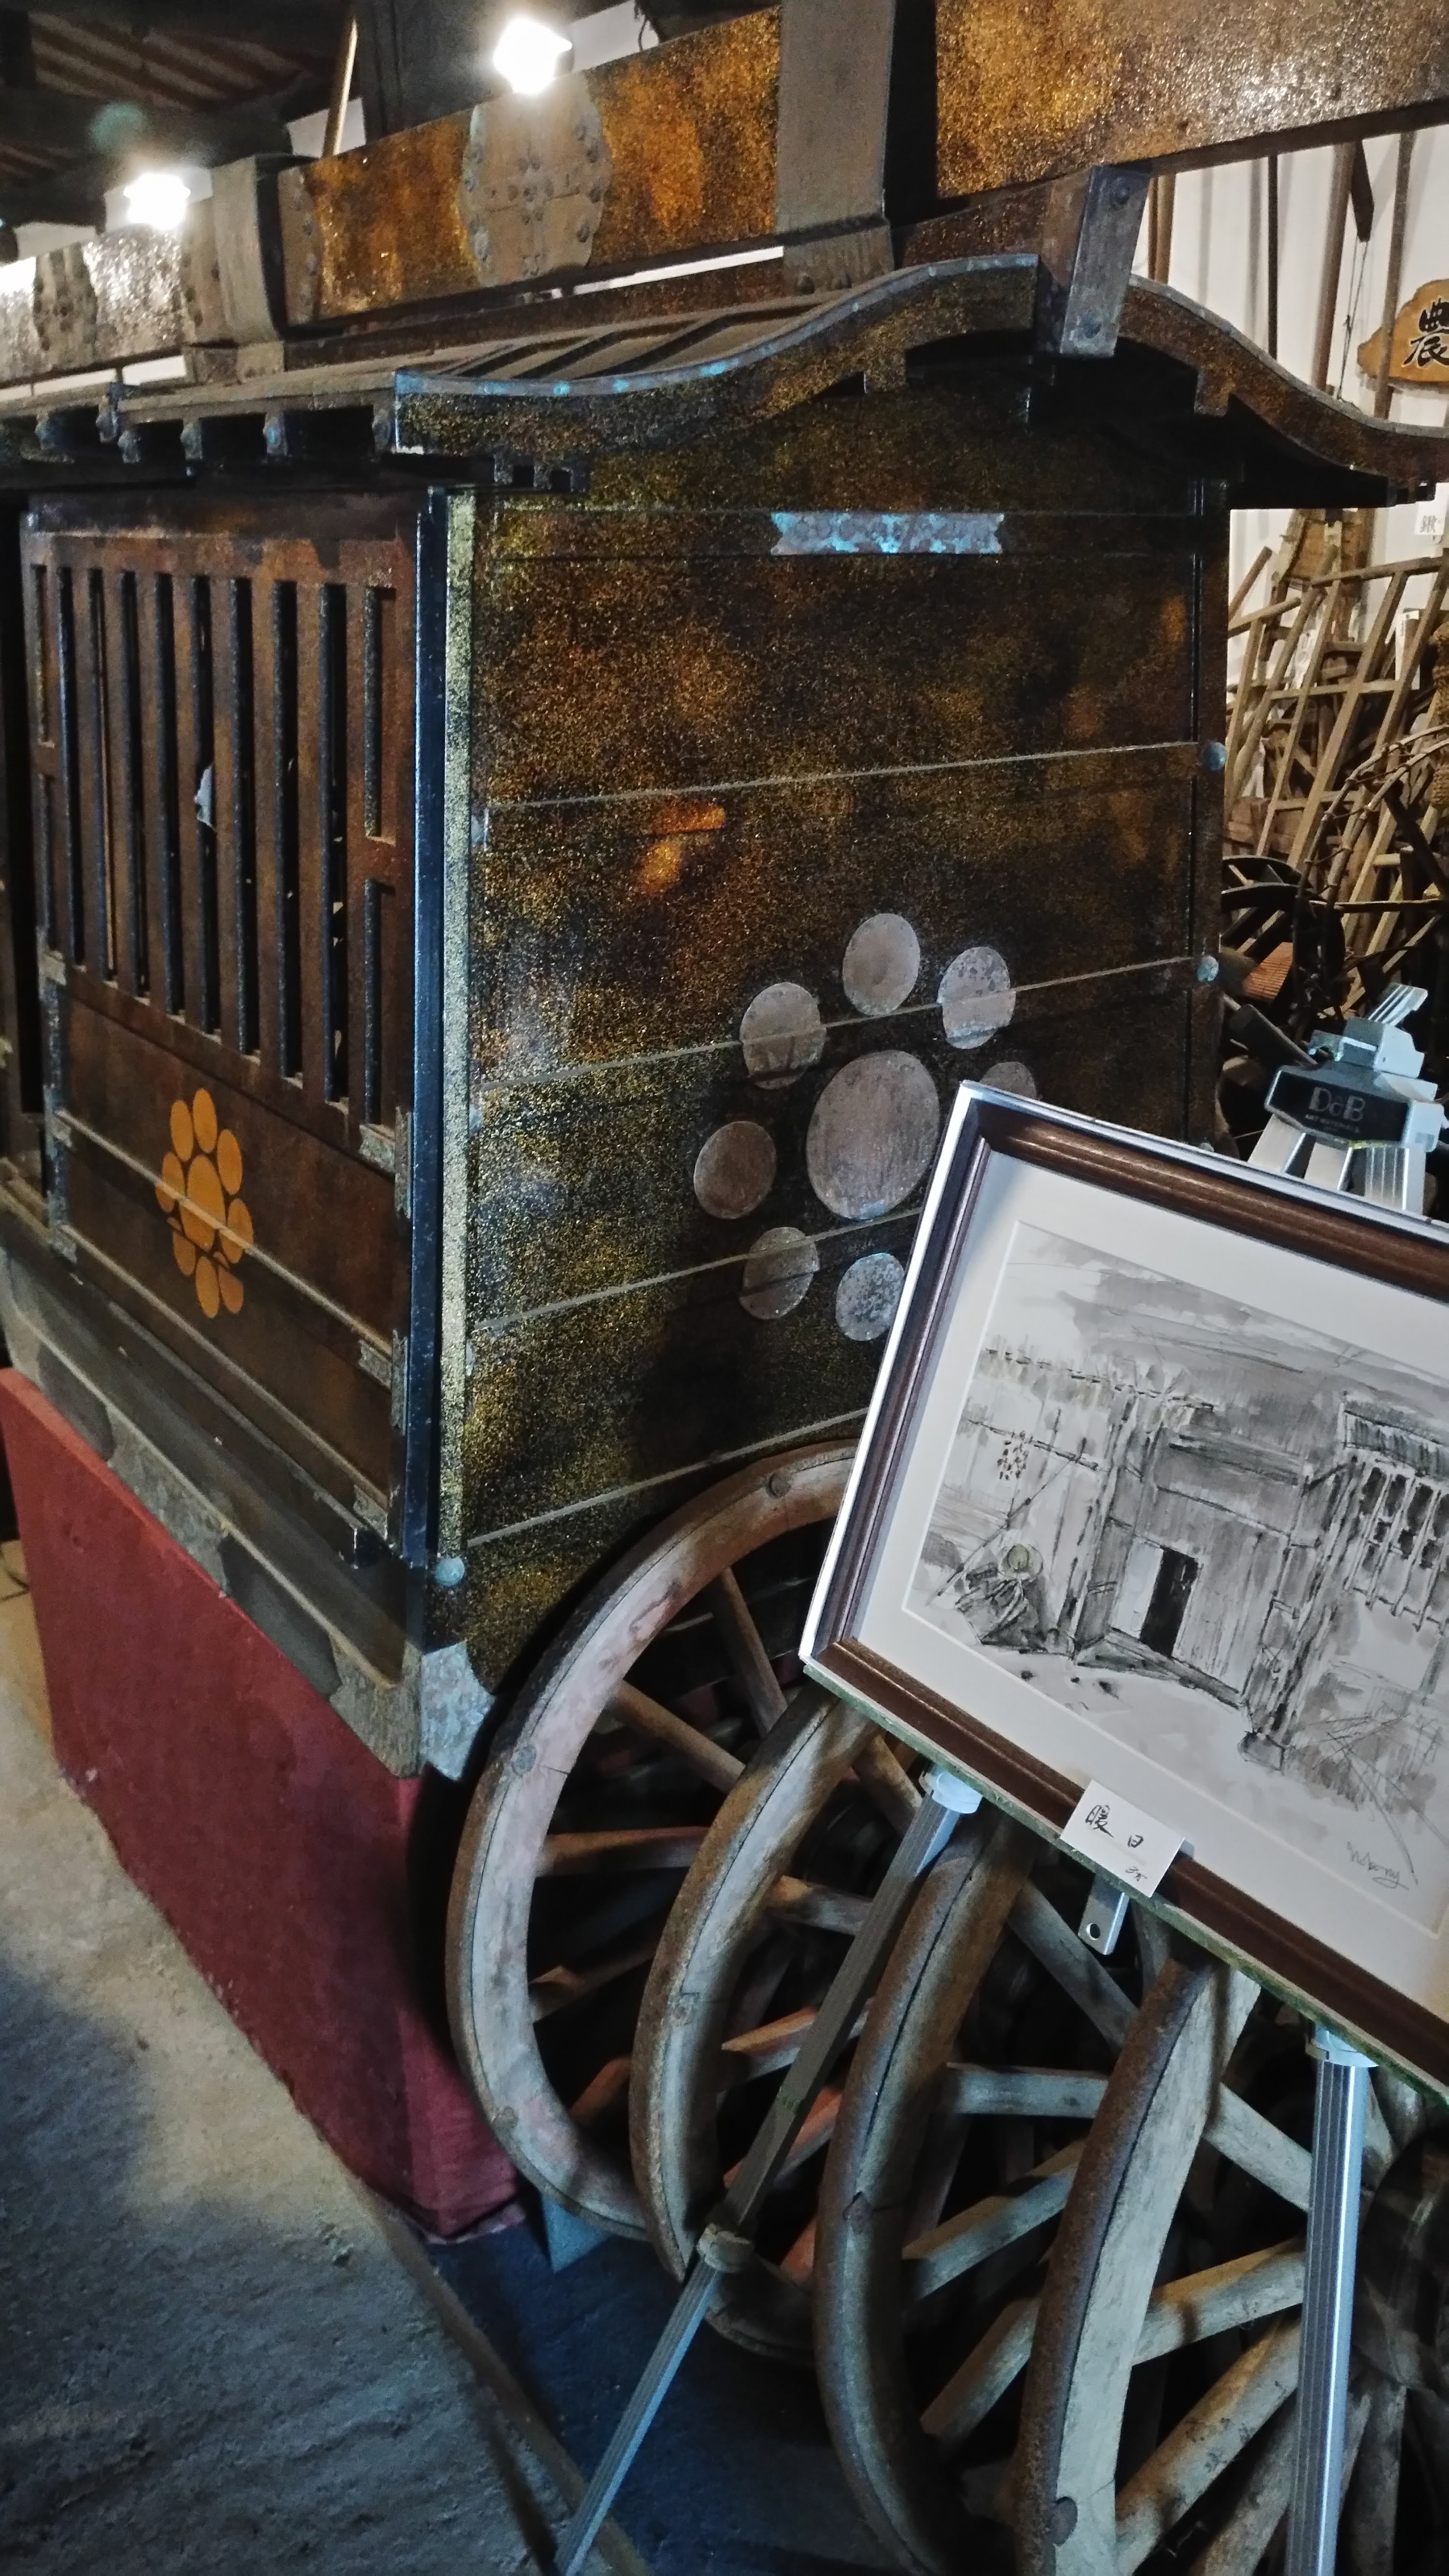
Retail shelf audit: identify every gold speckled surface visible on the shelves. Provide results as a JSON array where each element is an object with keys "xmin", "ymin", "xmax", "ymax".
[
  {"xmin": 455, "ymin": 372, "xmax": 1222, "ymax": 1689},
  {"xmin": 936, "ymin": 0, "xmax": 1449, "ymax": 195},
  {"xmin": 280, "ymin": 14, "xmax": 778, "ymax": 329}
]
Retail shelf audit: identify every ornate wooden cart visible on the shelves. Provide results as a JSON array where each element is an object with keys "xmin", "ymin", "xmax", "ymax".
[{"xmin": 0, "ymin": 14, "xmax": 1444, "ymax": 2563}]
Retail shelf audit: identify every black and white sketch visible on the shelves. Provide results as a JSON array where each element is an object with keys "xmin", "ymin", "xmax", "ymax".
[{"xmin": 909, "ymin": 1224, "xmax": 1449, "ymax": 1929}]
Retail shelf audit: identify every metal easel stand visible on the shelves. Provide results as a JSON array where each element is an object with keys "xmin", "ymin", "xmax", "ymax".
[
  {"xmin": 551, "ymin": 1765, "xmax": 983, "ymax": 2576},
  {"xmin": 1285, "ymin": 2029, "xmax": 1375, "ymax": 2576},
  {"xmin": 1249, "ymin": 982, "xmax": 1445, "ymax": 1215},
  {"xmin": 1250, "ymin": 980, "xmax": 1443, "ymax": 2572}
]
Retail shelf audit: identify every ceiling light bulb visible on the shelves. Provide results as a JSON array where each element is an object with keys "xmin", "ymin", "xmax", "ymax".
[
  {"xmin": 492, "ymin": 12, "xmax": 571, "ymax": 95},
  {"xmin": 123, "ymin": 170, "xmax": 191, "ymax": 230}
]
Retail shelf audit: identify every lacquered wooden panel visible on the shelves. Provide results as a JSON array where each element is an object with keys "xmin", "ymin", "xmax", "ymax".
[
  {"xmin": 64, "ymin": 1005, "xmax": 405, "ymax": 1335},
  {"xmin": 481, "ymin": 552, "xmax": 1196, "ymax": 806},
  {"xmin": 472, "ymin": 754, "xmax": 1197, "ymax": 1079}
]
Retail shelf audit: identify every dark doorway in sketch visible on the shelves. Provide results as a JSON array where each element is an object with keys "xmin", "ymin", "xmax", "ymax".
[{"xmin": 1140, "ymin": 1549, "xmax": 1199, "ymax": 1660}]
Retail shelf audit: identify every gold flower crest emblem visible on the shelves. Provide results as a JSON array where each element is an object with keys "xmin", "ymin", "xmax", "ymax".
[{"xmin": 155, "ymin": 1086, "xmax": 254, "ymax": 1320}]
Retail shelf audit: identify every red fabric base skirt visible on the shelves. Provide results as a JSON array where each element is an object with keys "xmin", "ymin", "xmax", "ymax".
[{"xmin": 0, "ymin": 1368, "xmax": 514, "ymax": 2235}]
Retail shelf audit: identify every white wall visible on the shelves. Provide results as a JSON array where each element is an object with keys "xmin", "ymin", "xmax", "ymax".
[{"xmin": 1135, "ymin": 131, "xmax": 1449, "ymax": 608}]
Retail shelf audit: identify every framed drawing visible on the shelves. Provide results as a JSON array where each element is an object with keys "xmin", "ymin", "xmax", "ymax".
[{"xmin": 802, "ymin": 1087, "xmax": 1449, "ymax": 2094}]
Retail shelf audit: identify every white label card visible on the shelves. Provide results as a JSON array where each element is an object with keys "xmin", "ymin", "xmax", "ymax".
[{"xmin": 1060, "ymin": 1779, "xmax": 1184, "ymax": 1897}]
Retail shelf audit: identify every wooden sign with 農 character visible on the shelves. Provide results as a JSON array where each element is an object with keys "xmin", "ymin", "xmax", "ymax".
[{"xmin": 1359, "ymin": 278, "xmax": 1449, "ymax": 387}]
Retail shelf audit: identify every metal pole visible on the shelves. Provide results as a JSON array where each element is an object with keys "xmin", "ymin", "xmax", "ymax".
[
  {"xmin": 552, "ymin": 1765, "xmax": 980, "ymax": 2575},
  {"xmin": 1285, "ymin": 2026, "xmax": 1374, "ymax": 2576}
]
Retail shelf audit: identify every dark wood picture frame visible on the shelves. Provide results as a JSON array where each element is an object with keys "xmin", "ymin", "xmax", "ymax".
[{"xmin": 804, "ymin": 1087, "xmax": 1449, "ymax": 2098}]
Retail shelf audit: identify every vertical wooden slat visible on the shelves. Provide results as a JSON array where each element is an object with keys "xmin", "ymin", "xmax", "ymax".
[
  {"xmin": 23, "ymin": 551, "xmax": 58, "ymax": 951},
  {"xmin": 136, "ymin": 572, "xmax": 176, "ymax": 1011},
  {"xmin": 296, "ymin": 582, "xmax": 326, "ymax": 1107},
  {"xmin": 346, "ymin": 583, "xmax": 371, "ymax": 1137},
  {"xmin": 173, "ymin": 574, "xmax": 203, "ymax": 1025},
  {"xmin": 251, "ymin": 579, "xmax": 283, "ymax": 1072},
  {"xmin": 211, "ymin": 575, "xmax": 242, "ymax": 1050},
  {"xmin": 103, "ymin": 570, "xmax": 140, "ymax": 996},
  {"xmin": 72, "ymin": 568, "xmax": 110, "ymax": 975},
  {"xmin": 378, "ymin": 578, "xmax": 411, "ymax": 1132},
  {"xmin": 320, "ymin": 582, "xmax": 348, "ymax": 1104},
  {"xmin": 55, "ymin": 565, "xmax": 87, "ymax": 965}
]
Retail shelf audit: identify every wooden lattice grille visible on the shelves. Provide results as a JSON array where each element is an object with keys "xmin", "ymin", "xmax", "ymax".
[{"xmin": 23, "ymin": 505, "xmax": 416, "ymax": 1154}]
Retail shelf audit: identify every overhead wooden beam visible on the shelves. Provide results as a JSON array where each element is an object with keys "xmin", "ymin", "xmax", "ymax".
[
  {"xmin": 22, "ymin": 0, "xmax": 339, "ymax": 46},
  {"xmin": 278, "ymin": 16, "xmax": 778, "ymax": 327},
  {"xmin": 935, "ymin": 0, "xmax": 1449, "ymax": 194},
  {"xmin": 276, "ymin": 0, "xmax": 1449, "ymax": 332},
  {"xmin": 0, "ymin": 82, "xmax": 308, "ymax": 161}
]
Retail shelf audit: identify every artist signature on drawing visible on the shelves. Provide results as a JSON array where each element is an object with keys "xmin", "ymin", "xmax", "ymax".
[{"xmin": 1348, "ymin": 1844, "xmax": 1406, "ymax": 1893}]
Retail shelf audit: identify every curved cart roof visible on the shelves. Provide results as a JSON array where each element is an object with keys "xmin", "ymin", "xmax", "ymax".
[{"xmin": 5, "ymin": 256, "xmax": 1448, "ymax": 501}]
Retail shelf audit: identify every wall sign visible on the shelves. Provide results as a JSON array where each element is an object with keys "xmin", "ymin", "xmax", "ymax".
[{"xmin": 1358, "ymin": 278, "xmax": 1449, "ymax": 387}]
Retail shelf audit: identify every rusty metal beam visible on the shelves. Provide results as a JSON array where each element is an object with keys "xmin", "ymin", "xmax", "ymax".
[{"xmin": 936, "ymin": 0, "xmax": 1449, "ymax": 196}]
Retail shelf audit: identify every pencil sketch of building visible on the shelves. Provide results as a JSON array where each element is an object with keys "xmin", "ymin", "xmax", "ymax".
[{"xmin": 912, "ymin": 1228, "xmax": 1449, "ymax": 1874}]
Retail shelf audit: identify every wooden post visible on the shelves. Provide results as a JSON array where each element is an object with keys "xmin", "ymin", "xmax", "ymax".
[
  {"xmin": 1266, "ymin": 154, "xmax": 1279, "ymax": 359},
  {"xmin": 1373, "ymin": 132, "xmax": 1414, "ymax": 418},
  {"xmin": 1312, "ymin": 142, "xmax": 1356, "ymax": 390}
]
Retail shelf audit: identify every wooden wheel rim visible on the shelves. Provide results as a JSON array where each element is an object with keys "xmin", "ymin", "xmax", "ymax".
[
  {"xmin": 1014, "ymin": 1954, "xmax": 1444, "ymax": 2576},
  {"xmin": 814, "ymin": 1826, "xmax": 1156, "ymax": 2576},
  {"xmin": 445, "ymin": 1441, "xmax": 852, "ymax": 2237},
  {"xmin": 630, "ymin": 1684, "xmax": 884, "ymax": 2356}
]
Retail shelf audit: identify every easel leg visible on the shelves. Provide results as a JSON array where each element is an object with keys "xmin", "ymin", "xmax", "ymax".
[
  {"xmin": 1285, "ymin": 2026, "xmax": 1373, "ymax": 2576},
  {"xmin": 552, "ymin": 1766, "xmax": 980, "ymax": 2574}
]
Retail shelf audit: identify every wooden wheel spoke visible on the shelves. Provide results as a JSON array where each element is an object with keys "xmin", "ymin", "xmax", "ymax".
[
  {"xmin": 539, "ymin": 1826, "xmax": 707, "ymax": 1876},
  {"xmin": 1009, "ymin": 1882, "xmax": 1135, "ymax": 2051},
  {"xmin": 779, "ymin": 2218, "xmax": 816, "ymax": 2284},
  {"xmin": 1133, "ymin": 2241, "xmax": 1304, "ymax": 2363},
  {"xmin": 767, "ymin": 1874, "xmax": 870, "ymax": 1936},
  {"xmin": 607, "ymin": 1680, "xmax": 744, "ymax": 1794},
  {"xmin": 922, "ymin": 2293, "xmax": 1038, "ymax": 2449},
  {"xmin": 1187, "ymin": 2380, "xmax": 1372, "ymax": 2576},
  {"xmin": 718, "ymin": 2003, "xmax": 817, "ymax": 2086},
  {"xmin": 529, "ymin": 1931, "xmax": 660, "ymax": 2021},
  {"xmin": 1185, "ymin": 2401, "xmax": 1297, "ymax": 2576},
  {"xmin": 570, "ymin": 2055, "xmax": 632, "ymax": 2127},
  {"xmin": 701, "ymin": 1568, "xmax": 788, "ymax": 1733},
  {"xmin": 905, "ymin": 2142, "xmax": 1081, "ymax": 2299},
  {"xmin": 723, "ymin": 2083, "xmax": 841, "ymax": 2193},
  {"xmin": 851, "ymin": 1732, "xmax": 921, "ymax": 1834},
  {"xmin": 1115, "ymin": 2323, "xmax": 1300, "ymax": 2576},
  {"xmin": 958, "ymin": 2460, "xmax": 1013, "ymax": 2525},
  {"xmin": 939, "ymin": 2064, "xmax": 1108, "ymax": 2121},
  {"xmin": 1204, "ymin": 2085, "xmax": 1313, "ymax": 2212},
  {"xmin": 448, "ymin": 1438, "xmax": 852, "ymax": 2239},
  {"xmin": 1341, "ymin": 2377, "xmax": 1407, "ymax": 2576}
]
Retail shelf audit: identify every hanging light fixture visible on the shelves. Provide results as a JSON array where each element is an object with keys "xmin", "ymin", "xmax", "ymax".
[
  {"xmin": 123, "ymin": 170, "xmax": 192, "ymax": 230},
  {"xmin": 491, "ymin": 12, "xmax": 573, "ymax": 95}
]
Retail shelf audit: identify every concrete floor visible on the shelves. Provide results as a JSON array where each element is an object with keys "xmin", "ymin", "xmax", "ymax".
[{"xmin": 0, "ymin": 1570, "xmax": 639, "ymax": 2576}]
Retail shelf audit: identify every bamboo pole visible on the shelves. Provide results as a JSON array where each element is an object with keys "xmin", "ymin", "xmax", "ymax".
[
  {"xmin": 322, "ymin": 14, "xmax": 359, "ymax": 160},
  {"xmin": 1147, "ymin": 171, "xmax": 1177, "ymax": 284}
]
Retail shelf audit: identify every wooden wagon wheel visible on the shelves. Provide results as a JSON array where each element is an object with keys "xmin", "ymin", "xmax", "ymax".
[
  {"xmin": 812, "ymin": 1820, "xmax": 1165, "ymax": 2576},
  {"xmin": 630, "ymin": 1680, "xmax": 922, "ymax": 2358},
  {"xmin": 445, "ymin": 1441, "xmax": 852, "ymax": 2237},
  {"xmin": 1014, "ymin": 1950, "xmax": 1449, "ymax": 2576}
]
